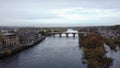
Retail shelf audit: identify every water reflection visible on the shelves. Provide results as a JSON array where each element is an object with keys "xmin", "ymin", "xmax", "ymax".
[
  {"xmin": 0, "ymin": 54, "xmax": 20, "ymax": 68},
  {"xmin": 105, "ymin": 45, "xmax": 120, "ymax": 68}
]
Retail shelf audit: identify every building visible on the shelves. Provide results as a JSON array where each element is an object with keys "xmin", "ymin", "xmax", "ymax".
[
  {"xmin": 0, "ymin": 38, "xmax": 3, "ymax": 49},
  {"xmin": 1, "ymin": 32, "xmax": 20, "ymax": 47}
]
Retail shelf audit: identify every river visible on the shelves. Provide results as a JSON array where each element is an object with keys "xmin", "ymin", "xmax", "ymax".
[
  {"xmin": 0, "ymin": 29, "xmax": 87, "ymax": 68},
  {"xmin": 0, "ymin": 29, "xmax": 120, "ymax": 68}
]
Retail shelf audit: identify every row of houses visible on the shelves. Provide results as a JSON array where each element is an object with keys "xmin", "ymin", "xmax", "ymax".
[
  {"xmin": 100, "ymin": 30, "xmax": 120, "ymax": 39},
  {"xmin": 0, "ymin": 28, "xmax": 42, "ymax": 49},
  {"xmin": 17, "ymin": 28, "xmax": 42, "ymax": 44}
]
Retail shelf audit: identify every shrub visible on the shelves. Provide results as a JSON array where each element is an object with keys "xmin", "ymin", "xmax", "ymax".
[{"xmin": 5, "ymin": 50, "xmax": 12, "ymax": 55}]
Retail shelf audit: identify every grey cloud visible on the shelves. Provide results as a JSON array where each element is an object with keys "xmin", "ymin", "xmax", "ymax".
[
  {"xmin": 0, "ymin": 9, "xmax": 60, "ymax": 20},
  {"xmin": 0, "ymin": 0, "xmax": 120, "ymax": 26},
  {"xmin": 1, "ymin": 0, "xmax": 120, "ymax": 9}
]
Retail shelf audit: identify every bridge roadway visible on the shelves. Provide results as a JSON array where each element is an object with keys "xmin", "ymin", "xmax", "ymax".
[{"xmin": 47, "ymin": 32, "xmax": 91, "ymax": 37}]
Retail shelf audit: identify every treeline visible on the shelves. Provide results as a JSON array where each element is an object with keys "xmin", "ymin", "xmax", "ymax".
[
  {"xmin": 107, "ymin": 25, "xmax": 120, "ymax": 30},
  {"xmin": 79, "ymin": 33, "xmax": 113, "ymax": 68}
]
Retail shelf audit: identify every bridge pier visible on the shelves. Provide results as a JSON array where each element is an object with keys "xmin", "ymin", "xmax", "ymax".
[
  {"xmin": 52, "ymin": 34, "xmax": 55, "ymax": 37},
  {"xmin": 72, "ymin": 33, "xmax": 76, "ymax": 37},
  {"xmin": 65, "ymin": 33, "xmax": 69, "ymax": 37},
  {"xmin": 59, "ymin": 33, "xmax": 62, "ymax": 37}
]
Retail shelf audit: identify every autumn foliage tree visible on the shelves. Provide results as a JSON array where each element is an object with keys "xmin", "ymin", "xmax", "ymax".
[{"xmin": 79, "ymin": 33, "xmax": 113, "ymax": 68}]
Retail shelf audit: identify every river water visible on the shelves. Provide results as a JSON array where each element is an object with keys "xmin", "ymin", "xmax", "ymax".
[
  {"xmin": 104, "ymin": 45, "xmax": 120, "ymax": 68},
  {"xmin": 0, "ymin": 29, "xmax": 120, "ymax": 68},
  {"xmin": 0, "ymin": 29, "xmax": 87, "ymax": 68}
]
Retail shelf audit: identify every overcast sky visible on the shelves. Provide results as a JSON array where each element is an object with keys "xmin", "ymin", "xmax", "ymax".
[{"xmin": 0, "ymin": 0, "xmax": 120, "ymax": 27}]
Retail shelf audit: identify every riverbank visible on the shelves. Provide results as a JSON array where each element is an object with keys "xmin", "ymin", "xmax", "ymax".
[{"xmin": 0, "ymin": 36, "xmax": 46, "ymax": 59}]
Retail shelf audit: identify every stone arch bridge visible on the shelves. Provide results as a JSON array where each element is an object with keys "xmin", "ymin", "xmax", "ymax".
[{"xmin": 47, "ymin": 32, "xmax": 90, "ymax": 37}]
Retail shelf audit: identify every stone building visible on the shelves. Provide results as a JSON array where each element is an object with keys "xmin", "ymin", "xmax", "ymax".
[
  {"xmin": 0, "ymin": 38, "xmax": 3, "ymax": 49},
  {"xmin": 1, "ymin": 32, "xmax": 20, "ymax": 47}
]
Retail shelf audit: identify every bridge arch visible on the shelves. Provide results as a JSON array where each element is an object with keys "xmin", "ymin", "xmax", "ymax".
[{"xmin": 47, "ymin": 32, "xmax": 89, "ymax": 37}]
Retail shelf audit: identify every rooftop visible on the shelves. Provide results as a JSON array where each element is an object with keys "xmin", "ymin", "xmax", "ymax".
[{"xmin": 3, "ymin": 33, "xmax": 16, "ymax": 36}]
